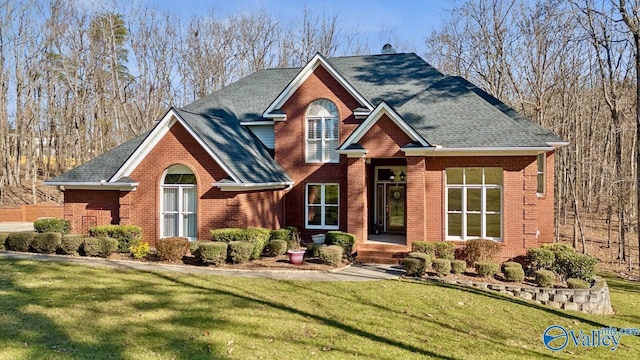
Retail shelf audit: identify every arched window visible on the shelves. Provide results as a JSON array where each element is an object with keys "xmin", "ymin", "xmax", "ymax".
[
  {"xmin": 306, "ymin": 99, "xmax": 339, "ymax": 163},
  {"xmin": 161, "ymin": 164, "xmax": 197, "ymax": 239}
]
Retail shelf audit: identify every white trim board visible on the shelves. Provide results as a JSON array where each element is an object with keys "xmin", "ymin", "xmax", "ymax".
[{"xmin": 263, "ymin": 53, "xmax": 373, "ymax": 120}]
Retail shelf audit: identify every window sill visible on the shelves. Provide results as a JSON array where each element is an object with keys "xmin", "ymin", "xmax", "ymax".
[{"xmin": 306, "ymin": 225, "xmax": 339, "ymax": 230}]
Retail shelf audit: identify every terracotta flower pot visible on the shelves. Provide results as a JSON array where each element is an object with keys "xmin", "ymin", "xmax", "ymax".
[{"xmin": 287, "ymin": 249, "xmax": 306, "ymax": 265}]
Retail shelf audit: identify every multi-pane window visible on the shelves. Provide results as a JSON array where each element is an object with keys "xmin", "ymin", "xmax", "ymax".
[
  {"xmin": 161, "ymin": 165, "xmax": 197, "ymax": 239},
  {"xmin": 537, "ymin": 153, "xmax": 545, "ymax": 195},
  {"xmin": 446, "ymin": 168, "xmax": 502, "ymax": 241},
  {"xmin": 306, "ymin": 183, "xmax": 339, "ymax": 229},
  {"xmin": 306, "ymin": 99, "xmax": 339, "ymax": 163}
]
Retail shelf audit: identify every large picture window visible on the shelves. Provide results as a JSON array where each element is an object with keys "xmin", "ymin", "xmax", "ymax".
[
  {"xmin": 446, "ymin": 168, "xmax": 502, "ymax": 241},
  {"xmin": 306, "ymin": 99, "xmax": 339, "ymax": 163},
  {"xmin": 306, "ymin": 183, "xmax": 339, "ymax": 229},
  {"xmin": 161, "ymin": 165, "xmax": 197, "ymax": 240}
]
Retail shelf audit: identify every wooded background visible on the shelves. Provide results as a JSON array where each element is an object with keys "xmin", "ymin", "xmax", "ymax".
[{"xmin": 1, "ymin": 0, "xmax": 638, "ymax": 268}]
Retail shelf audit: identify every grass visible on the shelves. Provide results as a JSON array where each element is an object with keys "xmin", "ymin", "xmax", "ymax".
[{"xmin": 0, "ymin": 260, "xmax": 638, "ymax": 360}]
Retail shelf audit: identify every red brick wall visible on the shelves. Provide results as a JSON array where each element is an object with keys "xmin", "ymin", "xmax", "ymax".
[
  {"xmin": 275, "ymin": 66, "xmax": 360, "ymax": 240},
  {"xmin": 423, "ymin": 155, "xmax": 551, "ymax": 260},
  {"xmin": 62, "ymin": 120, "xmax": 284, "ymax": 245},
  {"xmin": 358, "ymin": 114, "xmax": 412, "ymax": 157},
  {"xmin": 0, "ymin": 203, "xmax": 64, "ymax": 222}
]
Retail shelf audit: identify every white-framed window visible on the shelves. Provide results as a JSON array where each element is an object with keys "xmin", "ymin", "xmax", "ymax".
[
  {"xmin": 537, "ymin": 153, "xmax": 545, "ymax": 195},
  {"xmin": 306, "ymin": 183, "xmax": 339, "ymax": 229},
  {"xmin": 161, "ymin": 164, "xmax": 197, "ymax": 240},
  {"xmin": 445, "ymin": 168, "xmax": 502, "ymax": 241},
  {"xmin": 306, "ymin": 99, "xmax": 339, "ymax": 163}
]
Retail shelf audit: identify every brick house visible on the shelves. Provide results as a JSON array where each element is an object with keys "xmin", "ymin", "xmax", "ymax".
[{"xmin": 45, "ymin": 50, "xmax": 567, "ymax": 261}]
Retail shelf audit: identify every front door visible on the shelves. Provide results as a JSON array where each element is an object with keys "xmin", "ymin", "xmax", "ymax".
[{"xmin": 386, "ymin": 184, "xmax": 406, "ymax": 232}]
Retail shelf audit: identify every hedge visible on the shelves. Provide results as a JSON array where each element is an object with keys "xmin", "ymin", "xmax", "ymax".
[
  {"xmin": 465, "ymin": 239, "xmax": 501, "ymax": 264},
  {"xmin": 305, "ymin": 243, "xmax": 323, "ymax": 257},
  {"xmin": 156, "ymin": 237, "xmax": 188, "ymax": 262},
  {"xmin": 475, "ymin": 261, "xmax": 499, "ymax": 277},
  {"xmin": 5, "ymin": 232, "xmax": 35, "ymax": 252},
  {"xmin": 535, "ymin": 269, "xmax": 556, "ymax": 287},
  {"xmin": 526, "ymin": 248, "xmax": 555, "ymax": 270},
  {"xmin": 451, "ymin": 260, "xmax": 467, "ymax": 274},
  {"xmin": 407, "ymin": 252, "xmax": 432, "ymax": 267},
  {"xmin": 326, "ymin": 231, "xmax": 355, "ymax": 255},
  {"xmin": 34, "ymin": 218, "xmax": 70, "ymax": 234},
  {"xmin": 195, "ymin": 242, "xmax": 228, "ymax": 265},
  {"xmin": 435, "ymin": 242, "xmax": 455, "ymax": 260},
  {"xmin": 269, "ymin": 229, "xmax": 291, "ymax": 242},
  {"xmin": 0, "ymin": 232, "xmax": 9, "ymax": 249},
  {"xmin": 265, "ymin": 240, "xmax": 288, "ymax": 256},
  {"xmin": 59, "ymin": 234, "xmax": 84, "ymax": 255},
  {"xmin": 555, "ymin": 252, "xmax": 598, "ymax": 281},
  {"xmin": 227, "ymin": 241, "xmax": 254, "ymax": 264},
  {"xmin": 403, "ymin": 258, "xmax": 426, "ymax": 276},
  {"xmin": 210, "ymin": 228, "xmax": 270, "ymax": 259},
  {"xmin": 318, "ymin": 245, "xmax": 343, "ymax": 266},
  {"xmin": 89, "ymin": 225, "xmax": 142, "ymax": 253},
  {"xmin": 432, "ymin": 259, "xmax": 451, "ymax": 276},
  {"xmin": 83, "ymin": 237, "xmax": 118, "ymax": 257},
  {"xmin": 411, "ymin": 241, "xmax": 436, "ymax": 257},
  {"xmin": 31, "ymin": 232, "xmax": 62, "ymax": 254}
]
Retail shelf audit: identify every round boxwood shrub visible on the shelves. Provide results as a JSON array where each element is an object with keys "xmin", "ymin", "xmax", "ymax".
[
  {"xmin": 411, "ymin": 241, "xmax": 436, "ymax": 257},
  {"xmin": 464, "ymin": 239, "xmax": 501, "ymax": 264},
  {"xmin": 195, "ymin": 242, "xmax": 228, "ymax": 265},
  {"xmin": 59, "ymin": 234, "xmax": 84, "ymax": 255},
  {"xmin": 318, "ymin": 245, "xmax": 343, "ymax": 266},
  {"xmin": 555, "ymin": 252, "xmax": 598, "ymax": 281},
  {"xmin": 265, "ymin": 239, "xmax": 288, "ymax": 257},
  {"xmin": 501, "ymin": 261, "xmax": 522, "ymax": 272},
  {"xmin": 503, "ymin": 266, "xmax": 525, "ymax": 282},
  {"xmin": 451, "ymin": 259, "xmax": 467, "ymax": 274},
  {"xmin": 326, "ymin": 231, "xmax": 355, "ymax": 256},
  {"xmin": 403, "ymin": 257, "xmax": 426, "ymax": 277},
  {"xmin": 31, "ymin": 232, "xmax": 62, "ymax": 254},
  {"xmin": 156, "ymin": 237, "xmax": 188, "ymax": 262},
  {"xmin": 435, "ymin": 243, "xmax": 455, "ymax": 260},
  {"xmin": 432, "ymin": 258, "xmax": 451, "ymax": 277},
  {"xmin": 305, "ymin": 243, "xmax": 323, "ymax": 257},
  {"xmin": 227, "ymin": 241, "xmax": 254, "ymax": 264},
  {"xmin": 270, "ymin": 229, "xmax": 291, "ymax": 242},
  {"xmin": 566, "ymin": 278, "xmax": 590, "ymax": 289},
  {"xmin": 407, "ymin": 252, "xmax": 432, "ymax": 266},
  {"xmin": 5, "ymin": 232, "xmax": 35, "ymax": 252},
  {"xmin": 89, "ymin": 225, "xmax": 142, "ymax": 253},
  {"xmin": 526, "ymin": 248, "xmax": 555, "ymax": 270},
  {"xmin": 83, "ymin": 237, "xmax": 118, "ymax": 257},
  {"xmin": 34, "ymin": 218, "xmax": 70, "ymax": 234},
  {"xmin": 535, "ymin": 269, "xmax": 556, "ymax": 287},
  {"xmin": 475, "ymin": 261, "xmax": 499, "ymax": 277}
]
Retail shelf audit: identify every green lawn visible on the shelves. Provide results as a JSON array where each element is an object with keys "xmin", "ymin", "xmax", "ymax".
[{"xmin": 0, "ymin": 259, "xmax": 638, "ymax": 359}]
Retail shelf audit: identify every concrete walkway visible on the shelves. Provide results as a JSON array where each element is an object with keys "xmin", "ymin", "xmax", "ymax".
[
  {"xmin": 0, "ymin": 222, "xmax": 34, "ymax": 232},
  {"xmin": 0, "ymin": 250, "xmax": 404, "ymax": 281}
]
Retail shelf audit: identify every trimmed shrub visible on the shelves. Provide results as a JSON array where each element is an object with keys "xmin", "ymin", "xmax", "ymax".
[
  {"xmin": 432, "ymin": 259, "xmax": 452, "ymax": 276},
  {"xmin": 194, "ymin": 242, "xmax": 227, "ymax": 265},
  {"xmin": 270, "ymin": 229, "xmax": 291, "ymax": 242},
  {"xmin": 31, "ymin": 232, "xmax": 62, "ymax": 254},
  {"xmin": 83, "ymin": 237, "xmax": 118, "ymax": 257},
  {"xmin": 283, "ymin": 226, "xmax": 299, "ymax": 249},
  {"xmin": 542, "ymin": 243, "xmax": 575, "ymax": 256},
  {"xmin": 535, "ymin": 269, "xmax": 556, "ymax": 287},
  {"xmin": 411, "ymin": 241, "xmax": 436, "ymax": 257},
  {"xmin": 265, "ymin": 240, "xmax": 288, "ymax": 256},
  {"xmin": 129, "ymin": 242, "xmax": 151, "ymax": 259},
  {"xmin": 475, "ymin": 261, "xmax": 499, "ymax": 277},
  {"xmin": 59, "ymin": 234, "xmax": 84, "ymax": 255},
  {"xmin": 156, "ymin": 237, "xmax": 188, "ymax": 262},
  {"xmin": 326, "ymin": 231, "xmax": 355, "ymax": 256},
  {"xmin": 318, "ymin": 245, "xmax": 343, "ymax": 266},
  {"xmin": 503, "ymin": 266, "xmax": 525, "ymax": 282},
  {"xmin": 305, "ymin": 243, "xmax": 323, "ymax": 257},
  {"xmin": 245, "ymin": 228, "xmax": 271, "ymax": 259},
  {"xmin": 227, "ymin": 241, "xmax": 254, "ymax": 264},
  {"xmin": 403, "ymin": 257, "xmax": 426, "ymax": 276},
  {"xmin": 567, "ymin": 278, "xmax": 590, "ymax": 289},
  {"xmin": 501, "ymin": 261, "xmax": 523, "ymax": 272},
  {"xmin": 451, "ymin": 260, "xmax": 467, "ymax": 274},
  {"xmin": 407, "ymin": 252, "xmax": 432, "ymax": 267},
  {"xmin": 435, "ymin": 242, "xmax": 455, "ymax": 260},
  {"xmin": 0, "ymin": 233, "xmax": 9, "ymax": 249},
  {"xmin": 465, "ymin": 239, "xmax": 501, "ymax": 264},
  {"xmin": 526, "ymin": 248, "xmax": 555, "ymax": 270},
  {"xmin": 189, "ymin": 241, "xmax": 206, "ymax": 255},
  {"xmin": 210, "ymin": 228, "xmax": 246, "ymax": 242},
  {"xmin": 34, "ymin": 218, "xmax": 70, "ymax": 234},
  {"xmin": 89, "ymin": 225, "xmax": 142, "ymax": 253},
  {"xmin": 5, "ymin": 232, "xmax": 35, "ymax": 252},
  {"xmin": 555, "ymin": 252, "xmax": 598, "ymax": 281}
]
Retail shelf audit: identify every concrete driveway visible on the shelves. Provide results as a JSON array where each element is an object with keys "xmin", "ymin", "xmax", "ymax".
[{"xmin": 0, "ymin": 222, "xmax": 34, "ymax": 232}]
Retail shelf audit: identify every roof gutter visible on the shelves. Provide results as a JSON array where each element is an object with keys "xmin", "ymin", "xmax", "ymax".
[
  {"xmin": 213, "ymin": 181, "xmax": 294, "ymax": 192},
  {"xmin": 44, "ymin": 180, "xmax": 139, "ymax": 191},
  {"xmin": 401, "ymin": 146, "xmax": 555, "ymax": 157}
]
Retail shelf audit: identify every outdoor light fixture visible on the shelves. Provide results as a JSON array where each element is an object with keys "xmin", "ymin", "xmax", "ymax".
[
  {"xmin": 400, "ymin": 171, "xmax": 406, "ymax": 181},
  {"xmin": 389, "ymin": 174, "xmax": 395, "ymax": 181}
]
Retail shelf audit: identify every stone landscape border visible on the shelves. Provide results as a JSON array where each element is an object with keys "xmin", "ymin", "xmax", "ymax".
[{"xmin": 421, "ymin": 275, "xmax": 614, "ymax": 315}]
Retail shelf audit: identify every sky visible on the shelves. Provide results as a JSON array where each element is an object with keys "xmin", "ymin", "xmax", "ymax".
[{"xmin": 144, "ymin": 0, "xmax": 458, "ymax": 53}]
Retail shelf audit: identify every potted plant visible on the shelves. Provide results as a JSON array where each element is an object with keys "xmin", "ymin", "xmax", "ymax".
[
  {"xmin": 311, "ymin": 233, "xmax": 326, "ymax": 245},
  {"xmin": 287, "ymin": 231, "xmax": 306, "ymax": 265}
]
